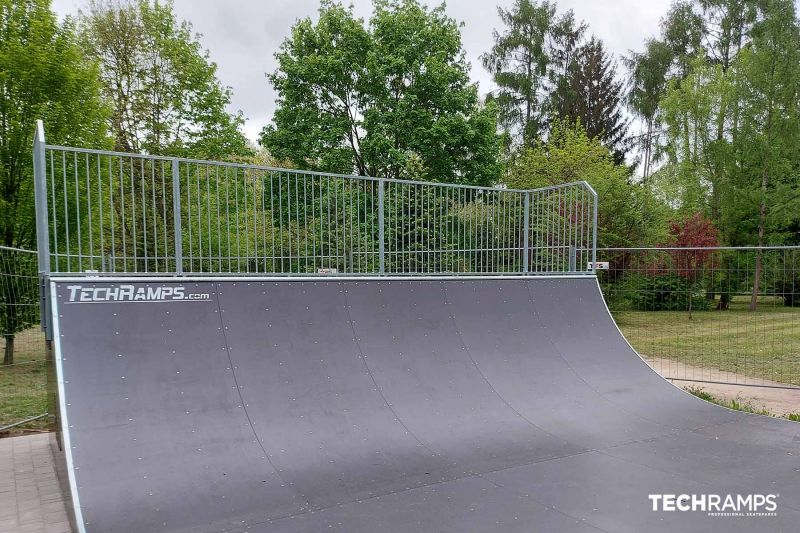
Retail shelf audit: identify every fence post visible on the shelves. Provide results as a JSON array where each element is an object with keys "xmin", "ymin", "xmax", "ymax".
[
  {"xmin": 569, "ymin": 245, "xmax": 576, "ymax": 272},
  {"xmin": 32, "ymin": 121, "xmax": 52, "ymax": 339},
  {"xmin": 171, "ymin": 159, "xmax": 183, "ymax": 275},
  {"xmin": 378, "ymin": 178, "xmax": 385, "ymax": 275},
  {"xmin": 592, "ymin": 190, "xmax": 598, "ymax": 269},
  {"xmin": 523, "ymin": 192, "xmax": 530, "ymax": 273}
]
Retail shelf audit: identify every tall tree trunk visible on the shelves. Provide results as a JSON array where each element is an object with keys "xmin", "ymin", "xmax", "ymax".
[
  {"xmin": 750, "ymin": 168, "xmax": 768, "ymax": 311},
  {"xmin": 3, "ymin": 334, "xmax": 13, "ymax": 365}
]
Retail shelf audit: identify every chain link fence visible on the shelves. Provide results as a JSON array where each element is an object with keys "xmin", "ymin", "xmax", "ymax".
[
  {"xmin": 599, "ymin": 247, "xmax": 800, "ymax": 389},
  {"xmin": 0, "ymin": 246, "xmax": 48, "ymax": 433}
]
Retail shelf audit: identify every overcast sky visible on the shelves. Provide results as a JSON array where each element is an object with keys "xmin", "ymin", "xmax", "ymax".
[{"xmin": 51, "ymin": 0, "xmax": 674, "ymax": 143}]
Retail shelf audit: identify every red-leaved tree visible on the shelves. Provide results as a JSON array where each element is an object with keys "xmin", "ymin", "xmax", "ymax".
[{"xmin": 668, "ymin": 212, "xmax": 719, "ymax": 318}]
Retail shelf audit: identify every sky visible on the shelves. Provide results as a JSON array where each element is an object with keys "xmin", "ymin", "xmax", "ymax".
[{"xmin": 51, "ymin": 0, "xmax": 673, "ymax": 144}]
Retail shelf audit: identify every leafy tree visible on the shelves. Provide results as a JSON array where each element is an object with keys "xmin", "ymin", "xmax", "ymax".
[
  {"xmin": 658, "ymin": 57, "xmax": 732, "ymax": 214},
  {"xmin": 0, "ymin": 0, "xmax": 107, "ymax": 363},
  {"xmin": 667, "ymin": 212, "xmax": 719, "ymax": 317},
  {"xmin": 728, "ymin": 0, "xmax": 800, "ymax": 309},
  {"xmin": 482, "ymin": 0, "xmax": 575, "ymax": 146},
  {"xmin": 551, "ymin": 37, "xmax": 630, "ymax": 165},
  {"xmin": 624, "ymin": 39, "xmax": 672, "ymax": 179},
  {"xmin": 1, "ymin": 0, "xmax": 107, "ymax": 249},
  {"xmin": 78, "ymin": 0, "xmax": 250, "ymax": 159},
  {"xmin": 262, "ymin": 0, "xmax": 501, "ymax": 186},
  {"xmin": 506, "ymin": 120, "xmax": 668, "ymax": 249}
]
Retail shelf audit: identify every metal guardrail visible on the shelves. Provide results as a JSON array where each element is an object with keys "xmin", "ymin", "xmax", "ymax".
[{"xmin": 32, "ymin": 121, "xmax": 598, "ymax": 279}]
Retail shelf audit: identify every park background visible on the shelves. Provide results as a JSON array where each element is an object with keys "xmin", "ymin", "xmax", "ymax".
[{"xmin": 1, "ymin": 0, "xmax": 799, "ymax": 432}]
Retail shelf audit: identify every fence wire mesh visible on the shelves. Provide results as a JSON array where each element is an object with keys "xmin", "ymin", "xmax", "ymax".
[
  {"xmin": 0, "ymin": 246, "xmax": 48, "ymax": 433},
  {"xmin": 599, "ymin": 247, "xmax": 800, "ymax": 389},
  {"xmin": 39, "ymin": 144, "xmax": 597, "ymax": 276}
]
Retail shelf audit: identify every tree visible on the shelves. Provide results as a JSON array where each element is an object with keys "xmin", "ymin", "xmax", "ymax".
[
  {"xmin": 262, "ymin": 0, "xmax": 501, "ymax": 186},
  {"xmin": 0, "ymin": 0, "xmax": 107, "ymax": 364},
  {"xmin": 78, "ymin": 0, "xmax": 250, "ymax": 159},
  {"xmin": 624, "ymin": 39, "xmax": 672, "ymax": 179},
  {"xmin": 658, "ymin": 57, "xmax": 732, "ymax": 215},
  {"xmin": 506, "ymin": 120, "xmax": 668, "ymax": 249},
  {"xmin": 728, "ymin": 0, "xmax": 800, "ymax": 310},
  {"xmin": 481, "ymin": 0, "xmax": 570, "ymax": 146},
  {"xmin": 667, "ymin": 212, "xmax": 719, "ymax": 318},
  {"xmin": 551, "ymin": 37, "xmax": 630, "ymax": 165}
]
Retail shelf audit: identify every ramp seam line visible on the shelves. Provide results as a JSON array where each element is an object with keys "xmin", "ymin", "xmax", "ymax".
[
  {"xmin": 340, "ymin": 284, "xmax": 435, "ymax": 454},
  {"xmin": 213, "ymin": 282, "xmax": 312, "ymax": 510},
  {"xmin": 441, "ymin": 283, "xmax": 571, "ymax": 444},
  {"xmin": 523, "ymin": 279, "xmax": 680, "ymax": 432}
]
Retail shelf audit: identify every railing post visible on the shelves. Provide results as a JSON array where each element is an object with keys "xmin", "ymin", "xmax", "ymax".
[
  {"xmin": 569, "ymin": 245, "xmax": 576, "ymax": 272},
  {"xmin": 171, "ymin": 159, "xmax": 183, "ymax": 275},
  {"xmin": 378, "ymin": 178, "xmax": 385, "ymax": 275},
  {"xmin": 592, "ymin": 191, "xmax": 598, "ymax": 269},
  {"xmin": 523, "ymin": 192, "xmax": 530, "ymax": 273},
  {"xmin": 33, "ymin": 120, "xmax": 52, "ymax": 339}
]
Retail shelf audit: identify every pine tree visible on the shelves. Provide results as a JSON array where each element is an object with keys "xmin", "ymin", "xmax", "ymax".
[{"xmin": 553, "ymin": 37, "xmax": 630, "ymax": 165}]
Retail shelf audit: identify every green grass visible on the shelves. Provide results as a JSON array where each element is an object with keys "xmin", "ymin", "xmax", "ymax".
[
  {"xmin": 683, "ymin": 385, "xmax": 800, "ymax": 421},
  {"xmin": 614, "ymin": 296, "xmax": 800, "ymax": 386},
  {"xmin": 0, "ymin": 327, "xmax": 49, "ymax": 434}
]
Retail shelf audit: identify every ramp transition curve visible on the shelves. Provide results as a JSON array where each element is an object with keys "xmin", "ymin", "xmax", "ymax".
[{"xmin": 51, "ymin": 277, "xmax": 800, "ymax": 532}]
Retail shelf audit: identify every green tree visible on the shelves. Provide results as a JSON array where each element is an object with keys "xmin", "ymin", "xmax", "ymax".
[
  {"xmin": 78, "ymin": 0, "xmax": 250, "ymax": 159},
  {"xmin": 728, "ymin": 0, "xmax": 800, "ymax": 309},
  {"xmin": 481, "ymin": 0, "xmax": 558, "ymax": 146},
  {"xmin": 0, "ymin": 0, "xmax": 107, "ymax": 363},
  {"xmin": 551, "ymin": 37, "xmax": 630, "ymax": 165},
  {"xmin": 262, "ymin": 0, "xmax": 500, "ymax": 186},
  {"xmin": 506, "ymin": 121, "xmax": 668, "ymax": 248},
  {"xmin": 624, "ymin": 39, "xmax": 672, "ymax": 179},
  {"xmin": 658, "ymin": 57, "xmax": 732, "ymax": 214}
]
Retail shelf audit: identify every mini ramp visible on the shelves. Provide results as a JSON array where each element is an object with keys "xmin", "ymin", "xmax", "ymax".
[{"xmin": 51, "ymin": 276, "xmax": 800, "ymax": 532}]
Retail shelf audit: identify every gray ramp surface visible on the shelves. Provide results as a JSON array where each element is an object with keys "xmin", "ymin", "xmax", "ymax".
[{"xmin": 52, "ymin": 277, "xmax": 800, "ymax": 532}]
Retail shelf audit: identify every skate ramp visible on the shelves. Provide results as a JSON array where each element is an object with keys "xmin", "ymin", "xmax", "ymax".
[{"xmin": 51, "ymin": 277, "xmax": 800, "ymax": 532}]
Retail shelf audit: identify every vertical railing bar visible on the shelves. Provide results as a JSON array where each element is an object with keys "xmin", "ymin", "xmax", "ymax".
[
  {"xmin": 99, "ymin": 155, "xmax": 106, "ymax": 272},
  {"xmin": 130, "ymin": 158, "xmax": 137, "ymax": 272},
  {"xmin": 171, "ymin": 159, "xmax": 183, "ymax": 275},
  {"xmin": 140, "ymin": 158, "xmax": 147, "ymax": 273},
  {"xmin": 205, "ymin": 165, "xmax": 212, "ymax": 273},
  {"xmin": 196, "ymin": 163, "xmax": 202, "ymax": 273},
  {"xmin": 49, "ymin": 151, "xmax": 58, "ymax": 272},
  {"xmin": 216, "ymin": 166, "xmax": 222, "ymax": 273},
  {"xmin": 523, "ymin": 192, "xmax": 530, "ymax": 273},
  {"xmin": 85, "ymin": 153, "xmax": 93, "ymax": 270},
  {"xmin": 258, "ymin": 170, "xmax": 269, "ymax": 273},
  {"xmin": 160, "ymin": 160, "xmax": 167, "ymax": 272},
  {"xmin": 378, "ymin": 179, "xmax": 385, "ymax": 274},
  {"xmin": 61, "ymin": 152, "xmax": 71, "ymax": 271}
]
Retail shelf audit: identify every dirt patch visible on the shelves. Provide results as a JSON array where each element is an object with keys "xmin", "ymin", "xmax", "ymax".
[{"xmin": 644, "ymin": 356, "xmax": 800, "ymax": 416}]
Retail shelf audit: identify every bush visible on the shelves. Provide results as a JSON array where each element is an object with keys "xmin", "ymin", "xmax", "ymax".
[{"xmin": 617, "ymin": 273, "xmax": 713, "ymax": 312}]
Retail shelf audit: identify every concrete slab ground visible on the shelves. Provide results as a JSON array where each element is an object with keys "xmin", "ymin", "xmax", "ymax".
[{"xmin": 0, "ymin": 433, "xmax": 72, "ymax": 533}]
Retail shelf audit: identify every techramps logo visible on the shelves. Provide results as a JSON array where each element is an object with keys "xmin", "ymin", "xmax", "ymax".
[
  {"xmin": 65, "ymin": 284, "xmax": 211, "ymax": 304},
  {"xmin": 649, "ymin": 493, "xmax": 779, "ymax": 518}
]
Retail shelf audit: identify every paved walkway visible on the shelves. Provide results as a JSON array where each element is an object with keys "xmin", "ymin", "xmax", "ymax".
[{"xmin": 0, "ymin": 433, "xmax": 72, "ymax": 533}]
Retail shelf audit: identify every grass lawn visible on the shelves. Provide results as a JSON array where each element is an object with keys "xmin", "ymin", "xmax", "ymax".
[
  {"xmin": 614, "ymin": 296, "xmax": 800, "ymax": 386},
  {"xmin": 0, "ymin": 327, "xmax": 49, "ymax": 433}
]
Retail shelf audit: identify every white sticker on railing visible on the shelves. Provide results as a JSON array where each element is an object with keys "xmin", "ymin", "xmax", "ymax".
[{"xmin": 588, "ymin": 262, "xmax": 609, "ymax": 270}]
